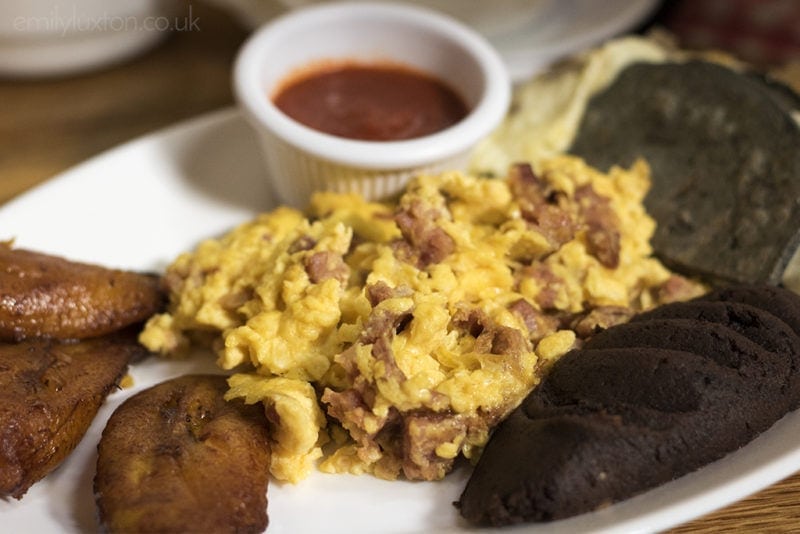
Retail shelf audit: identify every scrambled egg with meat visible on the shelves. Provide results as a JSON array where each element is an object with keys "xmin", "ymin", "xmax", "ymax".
[{"xmin": 141, "ymin": 156, "xmax": 699, "ymax": 483}]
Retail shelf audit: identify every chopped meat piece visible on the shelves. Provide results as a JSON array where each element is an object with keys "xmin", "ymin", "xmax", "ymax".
[
  {"xmin": 452, "ymin": 308, "xmax": 488, "ymax": 338},
  {"xmin": 570, "ymin": 306, "xmax": 634, "ymax": 338},
  {"xmin": 360, "ymin": 308, "xmax": 414, "ymax": 345},
  {"xmin": 394, "ymin": 199, "xmax": 455, "ymax": 268},
  {"xmin": 453, "ymin": 308, "xmax": 531, "ymax": 358},
  {"xmin": 508, "ymin": 164, "xmax": 576, "ymax": 249},
  {"xmin": 371, "ymin": 335, "xmax": 407, "ymax": 382},
  {"xmin": 516, "ymin": 264, "xmax": 564, "ymax": 311},
  {"xmin": 304, "ymin": 250, "xmax": 349, "ymax": 284},
  {"xmin": 402, "ymin": 412, "xmax": 467, "ymax": 480},
  {"xmin": 322, "ymin": 387, "xmax": 388, "ymax": 462},
  {"xmin": 508, "ymin": 298, "xmax": 563, "ymax": 341},
  {"xmin": 488, "ymin": 326, "xmax": 529, "ymax": 357},
  {"xmin": 365, "ymin": 281, "xmax": 413, "ymax": 307},
  {"xmin": 575, "ymin": 184, "xmax": 621, "ymax": 268}
]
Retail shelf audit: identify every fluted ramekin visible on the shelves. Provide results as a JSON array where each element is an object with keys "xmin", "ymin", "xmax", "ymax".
[{"xmin": 234, "ymin": 1, "xmax": 510, "ymax": 207}]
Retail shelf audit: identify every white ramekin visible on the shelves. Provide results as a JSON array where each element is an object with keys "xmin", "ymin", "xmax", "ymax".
[{"xmin": 233, "ymin": 1, "xmax": 511, "ymax": 207}]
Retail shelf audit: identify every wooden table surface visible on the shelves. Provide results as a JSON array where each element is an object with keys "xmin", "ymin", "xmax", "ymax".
[{"xmin": 1, "ymin": 1, "xmax": 800, "ymax": 532}]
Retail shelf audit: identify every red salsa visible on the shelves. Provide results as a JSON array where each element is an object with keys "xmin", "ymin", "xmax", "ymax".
[{"xmin": 273, "ymin": 63, "xmax": 469, "ymax": 141}]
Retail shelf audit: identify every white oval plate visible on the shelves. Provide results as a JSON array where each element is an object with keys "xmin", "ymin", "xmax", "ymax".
[{"xmin": 1, "ymin": 109, "xmax": 799, "ymax": 533}]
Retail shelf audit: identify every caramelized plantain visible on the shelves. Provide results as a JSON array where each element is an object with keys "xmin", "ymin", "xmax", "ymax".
[
  {"xmin": 0, "ymin": 243, "xmax": 165, "ymax": 341},
  {"xmin": 95, "ymin": 374, "xmax": 271, "ymax": 534},
  {"xmin": 0, "ymin": 333, "xmax": 143, "ymax": 499}
]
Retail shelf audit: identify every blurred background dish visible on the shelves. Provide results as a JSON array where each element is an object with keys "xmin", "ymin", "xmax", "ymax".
[
  {"xmin": 1, "ymin": 0, "xmax": 659, "ymax": 81},
  {"xmin": 494, "ymin": 0, "xmax": 660, "ymax": 80},
  {"xmin": 215, "ymin": 0, "xmax": 660, "ymax": 81},
  {"xmin": 0, "ymin": 0, "xmax": 181, "ymax": 77},
  {"xmin": 277, "ymin": 0, "xmax": 549, "ymax": 38}
]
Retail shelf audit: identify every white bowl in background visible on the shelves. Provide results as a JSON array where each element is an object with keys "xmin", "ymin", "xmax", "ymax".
[
  {"xmin": 0, "ymin": 0, "xmax": 180, "ymax": 78},
  {"xmin": 276, "ymin": 0, "xmax": 547, "ymax": 38},
  {"xmin": 233, "ymin": 1, "xmax": 511, "ymax": 207}
]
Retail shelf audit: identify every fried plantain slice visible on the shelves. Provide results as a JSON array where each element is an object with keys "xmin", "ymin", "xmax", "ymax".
[
  {"xmin": 0, "ymin": 243, "xmax": 165, "ymax": 342},
  {"xmin": 0, "ymin": 333, "xmax": 142, "ymax": 499},
  {"xmin": 95, "ymin": 374, "xmax": 271, "ymax": 534}
]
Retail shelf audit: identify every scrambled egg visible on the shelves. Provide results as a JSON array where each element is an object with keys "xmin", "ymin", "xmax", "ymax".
[{"xmin": 141, "ymin": 156, "xmax": 689, "ymax": 483}]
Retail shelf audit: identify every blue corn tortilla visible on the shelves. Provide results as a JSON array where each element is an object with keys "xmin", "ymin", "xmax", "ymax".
[{"xmin": 569, "ymin": 60, "xmax": 800, "ymax": 286}]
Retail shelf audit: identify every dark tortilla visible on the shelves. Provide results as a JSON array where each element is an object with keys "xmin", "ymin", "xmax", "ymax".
[
  {"xmin": 569, "ymin": 60, "xmax": 800, "ymax": 286},
  {"xmin": 456, "ymin": 284, "xmax": 800, "ymax": 526}
]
